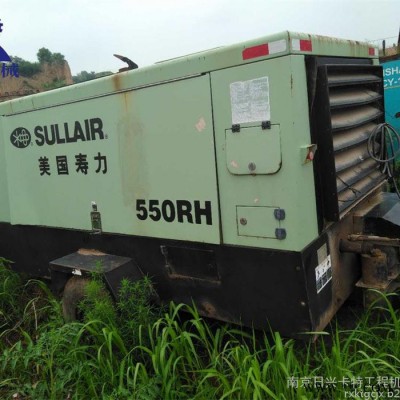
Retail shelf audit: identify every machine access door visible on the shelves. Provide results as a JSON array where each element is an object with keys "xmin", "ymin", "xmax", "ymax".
[
  {"xmin": 3, "ymin": 74, "xmax": 221, "ymax": 244},
  {"xmin": 210, "ymin": 56, "xmax": 319, "ymax": 251}
]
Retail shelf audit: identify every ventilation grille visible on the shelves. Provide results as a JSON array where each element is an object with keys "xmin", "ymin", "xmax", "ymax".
[{"xmin": 311, "ymin": 64, "xmax": 385, "ymax": 222}]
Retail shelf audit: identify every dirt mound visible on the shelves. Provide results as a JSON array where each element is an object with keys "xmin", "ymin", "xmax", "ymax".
[{"xmin": 0, "ymin": 61, "xmax": 73, "ymax": 102}]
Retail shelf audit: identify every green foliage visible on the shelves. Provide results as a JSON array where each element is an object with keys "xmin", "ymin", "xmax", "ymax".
[
  {"xmin": 37, "ymin": 47, "xmax": 52, "ymax": 63},
  {"xmin": 117, "ymin": 277, "xmax": 160, "ymax": 347},
  {"xmin": 0, "ymin": 258, "xmax": 20, "ymax": 328},
  {"xmin": 73, "ymin": 70, "xmax": 113, "ymax": 84},
  {"xmin": 78, "ymin": 275, "xmax": 117, "ymax": 326},
  {"xmin": 9, "ymin": 47, "xmax": 66, "ymax": 79},
  {"xmin": 1, "ymin": 267, "xmax": 400, "ymax": 399},
  {"xmin": 36, "ymin": 47, "xmax": 51, "ymax": 64},
  {"xmin": 42, "ymin": 78, "xmax": 66, "ymax": 91},
  {"xmin": 0, "ymin": 259, "xmax": 62, "ymax": 344},
  {"xmin": 50, "ymin": 52, "xmax": 65, "ymax": 65},
  {"xmin": 37, "ymin": 47, "xmax": 65, "ymax": 65},
  {"xmin": 10, "ymin": 56, "xmax": 41, "ymax": 78},
  {"xmin": 73, "ymin": 70, "xmax": 96, "ymax": 83}
]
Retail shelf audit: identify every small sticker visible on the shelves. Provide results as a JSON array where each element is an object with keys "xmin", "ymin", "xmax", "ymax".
[
  {"xmin": 72, "ymin": 268, "xmax": 82, "ymax": 276},
  {"xmin": 315, "ymin": 255, "xmax": 332, "ymax": 293},
  {"xmin": 230, "ymin": 76, "xmax": 270, "ymax": 125}
]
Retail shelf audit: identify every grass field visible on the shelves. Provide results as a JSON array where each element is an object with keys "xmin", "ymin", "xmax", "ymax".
[{"xmin": 1, "ymin": 257, "xmax": 400, "ymax": 399}]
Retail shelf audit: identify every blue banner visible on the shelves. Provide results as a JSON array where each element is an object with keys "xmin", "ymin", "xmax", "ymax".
[{"xmin": 383, "ymin": 59, "xmax": 400, "ymax": 135}]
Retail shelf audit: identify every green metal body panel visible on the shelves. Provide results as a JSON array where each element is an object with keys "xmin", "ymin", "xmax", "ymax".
[
  {"xmin": 211, "ymin": 56, "xmax": 318, "ymax": 250},
  {"xmin": 0, "ymin": 31, "xmax": 379, "ymax": 251},
  {"xmin": 1, "ymin": 75, "xmax": 220, "ymax": 243}
]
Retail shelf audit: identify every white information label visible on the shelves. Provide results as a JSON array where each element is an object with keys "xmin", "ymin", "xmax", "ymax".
[
  {"xmin": 315, "ymin": 255, "xmax": 332, "ymax": 293},
  {"xmin": 72, "ymin": 268, "xmax": 82, "ymax": 276},
  {"xmin": 230, "ymin": 76, "xmax": 270, "ymax": 124}
]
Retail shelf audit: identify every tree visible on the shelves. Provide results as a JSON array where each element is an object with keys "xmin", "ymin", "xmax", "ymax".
[
  {"xmin": 72, "ymin": 70, "xmax": 112, "ymax": 84},
  {"xmin": 73, "ymin": 71, "xmax": 96, "ymax": 83},
  {"xmin": 37, "ymin": 48, "xmax": 52, "ymax": 64},
  {"xmin": 10, "ymin": 55, "xmax": 41, "ymax": 77},
  {"xmin": 51, "ymin": 52, "xmax": 65, "ymax": 65}
]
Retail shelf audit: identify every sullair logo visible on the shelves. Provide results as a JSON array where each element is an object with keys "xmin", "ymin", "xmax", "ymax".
[
  {"xmin": 10, "ymin": 117, "xmax": 106, "ymax": 149},
  {"xmin": 35, "ymin": 117, "xmax": 105, "ymax": 146},
  {"xmin": 10, "ymin": 127, "xmax": 31, "ymax": 148}
]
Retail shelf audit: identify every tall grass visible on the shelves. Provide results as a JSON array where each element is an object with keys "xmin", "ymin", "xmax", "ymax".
[{"xmin": 1, "ymin": 259, "xmax": 400, "ymax": 399}]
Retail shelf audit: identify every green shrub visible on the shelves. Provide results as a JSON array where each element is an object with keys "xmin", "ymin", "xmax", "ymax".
[
  {"xmin": 37, "ymin": 48, "xmax": 65, "ymax": 65},
  {"xmin": 42, "ymin": 79, "xmax": 67, "ymax": 91},
  {"xmin": 72, "ymin": 70, "xmax": 113, "ymax": 83},
  {"xmin": 1, "ymin": 264, "xmax": 400, "ymax": 399},
  {"xmin": 10, "ymin": 56, "xmax": 41, "ymax": 77},
  {"xmin": 117, "ymin": 276, "xmax": 160, "ymax": 347},
  {"xmin": 78, "ymin": 275, "xmax": 117, "ymax": 326}
]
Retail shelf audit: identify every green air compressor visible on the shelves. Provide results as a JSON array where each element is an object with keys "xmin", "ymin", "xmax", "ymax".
[{"xmin": 1, "ymin": 31, "xmax": 399, "ymax": 337}]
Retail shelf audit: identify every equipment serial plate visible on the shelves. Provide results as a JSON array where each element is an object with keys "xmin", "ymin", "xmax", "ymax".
[{"xmin": 315, "ymin": 255, "xmax": 332, "ymax": 293}]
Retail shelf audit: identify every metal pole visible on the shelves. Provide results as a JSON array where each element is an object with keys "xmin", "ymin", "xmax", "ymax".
[{"xmin": 398, "ymin": 26, "xmax": 400, "ymax": 47}]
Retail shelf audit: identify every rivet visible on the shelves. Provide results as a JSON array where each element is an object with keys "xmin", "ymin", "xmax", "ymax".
[{"xmin": 240, "ymin": 218, "xmax": 247, "ymax": 226}]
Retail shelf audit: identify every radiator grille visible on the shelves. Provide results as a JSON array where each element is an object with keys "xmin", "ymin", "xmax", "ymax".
[{"xmin": 309, "ymin": 63, "xmax": 385, "ymax": 222}]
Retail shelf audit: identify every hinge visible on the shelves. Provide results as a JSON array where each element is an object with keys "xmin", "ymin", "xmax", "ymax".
[
  {"xmin": 232, "ymin": 124, "xmax": 241, "ymax": 132},
  {"xmin": 261, "ymin": 121, "xmax": 271, "ymax": 130},
  {"xmin": 274, "ymin": 208, "xmax": 286, "ymax": 221}
]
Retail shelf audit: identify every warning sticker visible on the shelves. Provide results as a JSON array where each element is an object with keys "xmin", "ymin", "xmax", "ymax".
[
  {"xmin": 315, "ymin": 255, "xmax": 332, "ymax": 293},
  {"xmin": 230, "ymin": 77, "xmax": 270, "ymax": 124}
]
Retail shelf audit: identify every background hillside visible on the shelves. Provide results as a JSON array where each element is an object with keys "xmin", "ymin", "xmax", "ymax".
[
  {"xmin": 0, "ymin": 48, "xmax": 74, "ymax": 102},
  {"xmin": 0, "ymin": 48, "xmax": 112, "ymax": 103}
]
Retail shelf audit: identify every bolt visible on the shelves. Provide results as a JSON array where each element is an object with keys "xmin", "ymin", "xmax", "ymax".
[
  {"xmin": 300, "ymin": 301, "xmax": 306, "ymax": 307},
  {"xmin": 248, "ymin": 162, "xmax": 256, "ymax": 171},
  {"xmin": 240, "ymin": 218, "xmax": 247, "ymax": 226},
  {"xmin": 296, "ymin": 266, "xmax": 301, "ymax": 271}
]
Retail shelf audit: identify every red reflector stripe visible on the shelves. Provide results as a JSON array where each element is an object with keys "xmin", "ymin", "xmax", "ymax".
[
  {"xmin": 369, "ymin": 47, "xmax": 375, "ymax": 56},
  {"xmin": 300, "ymin": 39, "xmax": 312, "ymax": 52},
  {"xmin": 242, "ymin": 44, "xmax": 269, "ymax": 60}
]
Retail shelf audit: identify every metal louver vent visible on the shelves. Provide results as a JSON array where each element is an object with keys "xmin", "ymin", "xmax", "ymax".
[{"xmin": 309, "ymin": 62, "xmax": 385, "ymax": 223}]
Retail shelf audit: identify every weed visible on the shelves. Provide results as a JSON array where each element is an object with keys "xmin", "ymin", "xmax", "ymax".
[
  {"xmin": 1, "ymin": 268, "xmax": 400, "ymax": 399},
  {"xmin": 0, "ymin": 258, "xmax": 21, "ymax": 332},
  {"xmin": 117, "ymin": 276, "xmax": 161, "ymax": 348},
  {"xmin": 78, "ymin": 275, "xmax": 117, "ymax": 327}
]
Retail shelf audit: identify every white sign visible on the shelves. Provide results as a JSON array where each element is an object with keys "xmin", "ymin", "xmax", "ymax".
[
  {"xmin": 230, "ymin": 77, "xmax": 270, "ymax": 124},
  {"xmin": 315, "ymin": 255, "xmax": 332, "ymax": 293}
]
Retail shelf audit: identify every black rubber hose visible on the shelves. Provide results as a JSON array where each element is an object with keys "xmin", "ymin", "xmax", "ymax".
[{"xmin": 367, "ymin": 122, "xmax": 400, "ymax": 198}]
